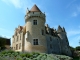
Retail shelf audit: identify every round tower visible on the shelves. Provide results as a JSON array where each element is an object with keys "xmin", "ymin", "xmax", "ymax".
[{"xmin": 24, "ymin": 4, "xmax": 47, "ymax": 53}]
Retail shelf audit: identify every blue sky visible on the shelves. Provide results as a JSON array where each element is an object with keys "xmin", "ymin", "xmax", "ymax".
[{"xmin": 0, "ymin": 0, "xmax": 80, "ymax": 47}]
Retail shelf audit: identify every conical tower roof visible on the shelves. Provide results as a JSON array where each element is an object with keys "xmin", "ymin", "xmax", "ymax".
[
  {"xmin": 57, "ymin": 25, "xmax": 63, "ymax": 32},
  {"xmin": 30, "ymin": 4, "xmax": 41, "ymax": 12},
  {"xmin": 62, "ymin": 27, "xmax": 65, "ymax": 32}
]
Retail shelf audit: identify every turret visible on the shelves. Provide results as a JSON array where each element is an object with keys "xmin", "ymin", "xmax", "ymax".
[
  {"xmin": 57, "ymin": 25, "xmax": 66, "ymax": 39},
  {"xmin": 25, "ymin": 4, "xmax": 46, "ymax": 23},
  {"xmin": 62, "ymin": 27, "xmax": 66, "ymax": 32},
  {"xmin": 24, "ymin": 4, "xmax": 47, "ymax": 53},
  {"xmin": 57, "ymin": 25, "xmax": 63, "ymax": 33}
]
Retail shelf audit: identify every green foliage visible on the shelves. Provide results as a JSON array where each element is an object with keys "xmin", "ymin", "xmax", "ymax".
[
  {"xmin": 1, "ymin": 50, "xmax": 15, "ymax": 54},
  {"xmin": 75, "ymin": 46, "xmax": 80, "ymax": 51},
  {"xmin": 16, "ymin": 57, "xmax": 22, "ymax": 60},
  {"xmin": 0, "ymin": 50, "xmax": 73, "ymax": 60},
  {"xmin": 0, "ymin": 37, "xmax": 6, "ymax": 46},
  {"xmin": 69, "ymin": 46, "xmax": 75, "ymax": 51},
  {"xmin": 73, "ymin": 57, "xmax": 80, "ymax": 60}
]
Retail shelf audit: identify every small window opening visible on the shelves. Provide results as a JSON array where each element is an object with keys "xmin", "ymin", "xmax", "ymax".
[
  {"xmin": 33, "ymin": 20, "xmax": 37, "ymax": 25},
  {"xmin": 42, "ymin": 30, "xmax": 44, "ymax": 35},
  {"xmin": 33, "ymin": 39, "xmax": 38, "ymax": 45}
]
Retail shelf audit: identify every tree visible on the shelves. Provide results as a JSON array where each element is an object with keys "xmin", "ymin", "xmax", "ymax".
[
  {"xmin": 0, "ymin": 36, "xmax": 6, "ymax": 50},
  {"xmin": 69, "ymin": 46, "xmax": 75, "ymax": 51},
  {"xmin": 75, "ymin": 46, "xmax": 80, "ymax": 51}
]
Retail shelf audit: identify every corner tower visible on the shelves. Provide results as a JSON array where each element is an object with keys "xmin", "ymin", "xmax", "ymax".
[{"xmin": 24, "ymin": 4, "xmax": 47, "ymax": 53}]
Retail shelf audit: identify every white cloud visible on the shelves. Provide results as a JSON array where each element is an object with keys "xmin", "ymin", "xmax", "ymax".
[
  {"xmin": 77, "ymin": 5, "xmax": 80, "ymax": 12},
  {"xmin": 72, "ymin": 12, "xmax": 78, "ymax": 17},
  {"xmin": 66, "ymin": 0, "xmax": 80, "ymax": 17},
  {"xmin": 66, "ymin": 0, "xmax": 76, "ymax": 8},
  {"xmin": 67, "ymin": 30, "xmax": 80, "ymax": 37},
  {"xmin": 1, "ymin": 0, "xmax": 34, "ymax": 9},
  {"xmin": 71, "ymin": 5, "xmax": 80, "ymax": 17},
  {"xmin": 10, "ymin": 0, "xmax": 22, "ymax": 8},
  {"xmin": 2, "ymin": 0, "xmax": 21, "ymax": 8}
]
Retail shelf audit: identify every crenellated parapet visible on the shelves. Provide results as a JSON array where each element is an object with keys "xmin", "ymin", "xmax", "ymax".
[{"xmin": 25, "ymin": 12, "xmax": 45, "ymax": 21}]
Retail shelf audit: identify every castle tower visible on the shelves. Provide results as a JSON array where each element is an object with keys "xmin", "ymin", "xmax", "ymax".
[
  {"xmin": 24, "ymin": 4, "xmax": 47, "ymax": 53},
  {"xmin": 57, "ymin": 25, "xmax": 66, "ymax": 39},
  {"xmin": 57, "ymin": 25, "xmax": 72, "ymax": 56}
]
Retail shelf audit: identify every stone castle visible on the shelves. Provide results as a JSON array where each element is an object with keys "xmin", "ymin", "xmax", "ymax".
[{"xmin": 12, "ymin": 4, "xmax": 72, "ymax": 56}]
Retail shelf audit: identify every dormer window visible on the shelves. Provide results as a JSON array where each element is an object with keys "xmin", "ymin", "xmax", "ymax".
[{"xmin": 33, "ymin": 20, "xmax": 37, "ymax": 25}]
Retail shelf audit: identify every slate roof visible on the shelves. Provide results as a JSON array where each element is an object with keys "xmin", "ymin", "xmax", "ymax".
[{"xmin": 30, "ymin": 4, "xmax": 41, "ymax": 12}]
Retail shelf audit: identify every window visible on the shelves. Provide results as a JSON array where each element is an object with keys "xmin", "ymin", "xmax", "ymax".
[
  {"xmin": 33, "ymin": 12, "xmax": 34, "ymax": 14},
  {"xmin": 14, "ymin": 47, "xmax": 15, "ymax": 50},
  {"xmin": 16, "ymin": 44, "xmax": 18, "ymax": 50},
  {"xmin": 50, "ymin": 44, "xmax": 52, "ymax": 49},
  {"xmin": 20, "ymin": 34, "xmax": 21, "ymax": 40},
  {"xmin": 13, "ymin": 38, "xmax": 15, "ymax": 43},
  {"xmin": 50, "ymin": 37, "xmax": 52, "ymax": 41},
  {"xmin": 19, "ymin": 43, "xmax": 21, "ymax": 49},
  {"xmin": 42, "ymin": 30, "xmax": 44, "ymax": 35},
  {"xmin": 33, "ymin": 39, "xmax": 38, "ymax": 45},
  {"xmin": 33, "ymin": 20, "xmax": 37, "ymax": 25},
  {"xmin": 16, "ymin": 36, "xmax": 18, "ymax": 42}
]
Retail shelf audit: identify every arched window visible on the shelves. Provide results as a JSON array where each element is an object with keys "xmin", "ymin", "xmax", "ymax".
[{"xmin": 33, "ymin": 20, "xmax": 37, "ymax": 25}]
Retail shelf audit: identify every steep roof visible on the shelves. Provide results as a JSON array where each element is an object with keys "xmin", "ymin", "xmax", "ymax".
[
  {"xmin": 57, "ymin": 25, "xmax": 63, "ymax": 32},
  {"xmin": 30, "ymin": 4, "xmax": 41, "ymax": 12}
]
